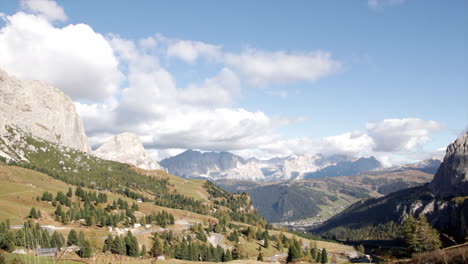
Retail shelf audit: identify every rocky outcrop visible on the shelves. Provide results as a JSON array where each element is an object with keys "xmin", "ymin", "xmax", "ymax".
[
  {"xmin": 93, "ymin": 133, "xmax": 162, "ymax": 171},
  {"xmin": 0, "ymin": 70, "xmax": 90, "ymax": 152},
  {"xmin": 430, "ymin": 133, "xmax": 468, "ymax": 197}
]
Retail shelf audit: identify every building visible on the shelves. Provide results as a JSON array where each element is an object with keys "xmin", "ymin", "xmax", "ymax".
[{"xmin": 37, "ymin": 248, "xmax": 58, "ymax": 257}]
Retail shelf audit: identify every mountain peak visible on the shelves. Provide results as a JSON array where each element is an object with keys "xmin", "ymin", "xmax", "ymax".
[
  {"xmin": 93, "ymin": 132, "xmax": 162, "ymax": 171},
  {"xmin": 0, "ymin": 69, "xmax": 90, "ymax": 152},
  {"xmin": 430, "ymin": 133, "xmax": 468, "ymax": 197}
]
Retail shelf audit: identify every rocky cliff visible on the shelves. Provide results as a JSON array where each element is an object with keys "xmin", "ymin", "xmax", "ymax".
[
  {"xmin": 0, "ymin": 70, "xmax": 90, "ymax": 152},
  {"xmin": 93, "ymin": 133, "xmax": 162, "ymax": 171},
  {"xmin": 430, "ymin": 133, "xmax": 468, "ymax": 197}
]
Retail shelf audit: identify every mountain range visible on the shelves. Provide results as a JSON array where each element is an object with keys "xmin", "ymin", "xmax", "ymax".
[{"xmin": 161, "ymin": 150, "xmax": 384, "ymax": 182}]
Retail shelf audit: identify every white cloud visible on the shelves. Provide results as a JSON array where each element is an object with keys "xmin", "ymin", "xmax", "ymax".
[
  {"xmin": 0, "ymin": 12, "xmax": 122, "ymax": 101},
  {"xmin": 320, "ymin": 130, "xmax": 375, "ymax": 155},
  {"xmin": 147, "ymin": 148, "xmax": 186, "ymax": 161},
  {"xmin": 368, "ymin": 0, "xmax": 405, "ymax": 9},
  {"xmin": 178, "ymin": 68, "xmax": 240, "ymax": 106},
  {"xmin": 161, "ymin": 35, "xmax": 341, "ymax": 87},
  {"xmin": 224, "ymin": 49, "xmax": 341, "ymax": 86},
  {"xmin": 166, "ymin": 39, "xmax": 222, "ymax": 63},
  {"xmin": 366, "ymin": 118, "xmax": 443, "ymax": 152},
  {"xmin": 20, "ymin": 0, "xmax": 67, "ymax": 22}
]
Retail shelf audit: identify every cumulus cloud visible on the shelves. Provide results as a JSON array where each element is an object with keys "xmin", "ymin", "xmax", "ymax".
[
  {"xmin": 0, "ymin": 12, "xmax": 122, "ymax": 101},
  {"xmin": 20, "ymin": 0, "xmax": 67, "ymax": 22},
  {"xmin": 224, "ymin": 49, "xmax": 341, "ymax": 86},
  {"xmin": 366, "ymin": 118, "xmax": 443, "ymax": 152},
  {"xmin": 166, "ymin": 38, "xmax": 222, "ymax": 63}
]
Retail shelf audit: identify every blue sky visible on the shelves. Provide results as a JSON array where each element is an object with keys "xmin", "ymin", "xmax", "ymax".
[{"xmin": 0, "ymin": 0, "xmax": 466, "ymax": 164}]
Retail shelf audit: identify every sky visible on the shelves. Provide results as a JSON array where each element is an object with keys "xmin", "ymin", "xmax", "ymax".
[{"xmin": 0, "ymin": 0, "xmax": 466, "ymax": 165}]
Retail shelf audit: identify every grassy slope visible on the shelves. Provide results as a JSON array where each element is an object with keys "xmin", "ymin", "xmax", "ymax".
[
  {"xmin": 134, "ymin": 168, "xmax": 210, "ymax": 202},
  {"xmin": 0, "ymin": 162, "xmax": 354, "ymax": 263},
  {"xmin": 0, "ymin": 127, "xmax": 355, "ymax": 263}
]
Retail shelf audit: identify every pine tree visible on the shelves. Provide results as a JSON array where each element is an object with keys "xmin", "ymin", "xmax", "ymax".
[
  {"xmin": 78, "ymin": 231, "xmax": 86, "ymax": 247},
  {"xmin": 257, "ymin": 252, "xmax": 264, "ymax": 261},
  {"xmin": 311, "ymin": 247, "xmax": 317, "ymax": 260},
  {"xmin": 67, "ymin": 187, "xmax": 73, "ymax": 197},
  {"xmin": 55, "ymin": 204, "xmax": 63, "ymax": 216},
  {"xmin": 80, "ymin": 240, "xmax": 93, "ymax": 258},
  {"xmin": 140, "ymin": 244, "xmax": 147, "ymax": 257},
  {"xmin": 223, "ymin": 249, "xmax": 233, "ymax": 262},
  {"xmin": 103, "ymin": 234, "xmax": 113, "ymax": 252},
  {"xmin": 112, "ymin": 236, "xmax": 125, "ymax": 255},
  {"xmin": 67, "ymin": 229, "xmax": 78, "ymax": 246},
  {"xmin": 264, "ymin": 236, "xmax": 269, "ymax": 248},
  {"xmin": 403, "ymin": 215, "xmax": 442, "ymax": 253},
  {"xmin": 125, "ymin": 232, "xmax": 139, "ymax": 257},
  {"xmin": 316, "ymin": 251, "xmax": 321, "ymax": 263},
  {"xmin": 29, "ymin": 207, "xmax": 38, "ymax": 219},
  {"xmin": 287, "ymin": 240, "xmax": 302, "ymax": 263},
  {"xmin": 150, "ymin": 236, "xmax": 163, "ymax": 257},
  {"xmin": 51, "ymin": 231, "xmax": 64, "ymax": 249},
  {"xmin": 321, "ymin": 248, "xmax": 328, "ymax": 264},
  {"xmin": 276, "ymin": 237, "xmax": 283, "ymax": 251}
]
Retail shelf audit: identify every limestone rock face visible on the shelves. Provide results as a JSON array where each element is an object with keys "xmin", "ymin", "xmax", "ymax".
[
  {"xmin": 430, "ymin": 133, "xmax": 468, "ymax": 197},
  {"xmin": 0, "ymin": 70, "xmax": 90, "ymax": 152},
  {"xmin": 93, "ymin": 133, "xmax": 162, "ymax": 170}
]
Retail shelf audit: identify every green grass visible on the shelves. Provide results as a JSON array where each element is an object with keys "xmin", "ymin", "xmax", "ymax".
[
  {"xmin": 0, "ymin": 165, "xmax": 72, "ymax": 224},
  {"xmin": 4, "ymin": 253, "xmax": 79, "ymax": 264}
]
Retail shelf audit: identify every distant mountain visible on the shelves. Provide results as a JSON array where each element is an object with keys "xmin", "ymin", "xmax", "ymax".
[
  {"xmin": 0, "ymin": 70, "xmax": 90, "ymax": 153},
  {"xmin": 93, "ymin": 132, "xmax": 163, "ymax": 171},
  {"xmin": 312, "ymin": 134, "xmax": 468, "ymax": 245},
  {"xmin": 304, "ymin": 157, "xmax": 381, "ymax": 179},
  {"xmin": 401, "ymin": 158, "xmax": 442, "ymax": 174},
  {"xmin": 160, "ymin": 150, "xmax": 249, "ymax": 179},
  {"xmin": 367, "ymin": 158, "xmax": 442, "ymax": 175},
  {"xmin": 217, "ymin": 168, "xmax": 434, "ymax": 223},
  {"xmin": 161, "ymin": 150, "xmax": 382, "ymax": 182}
]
